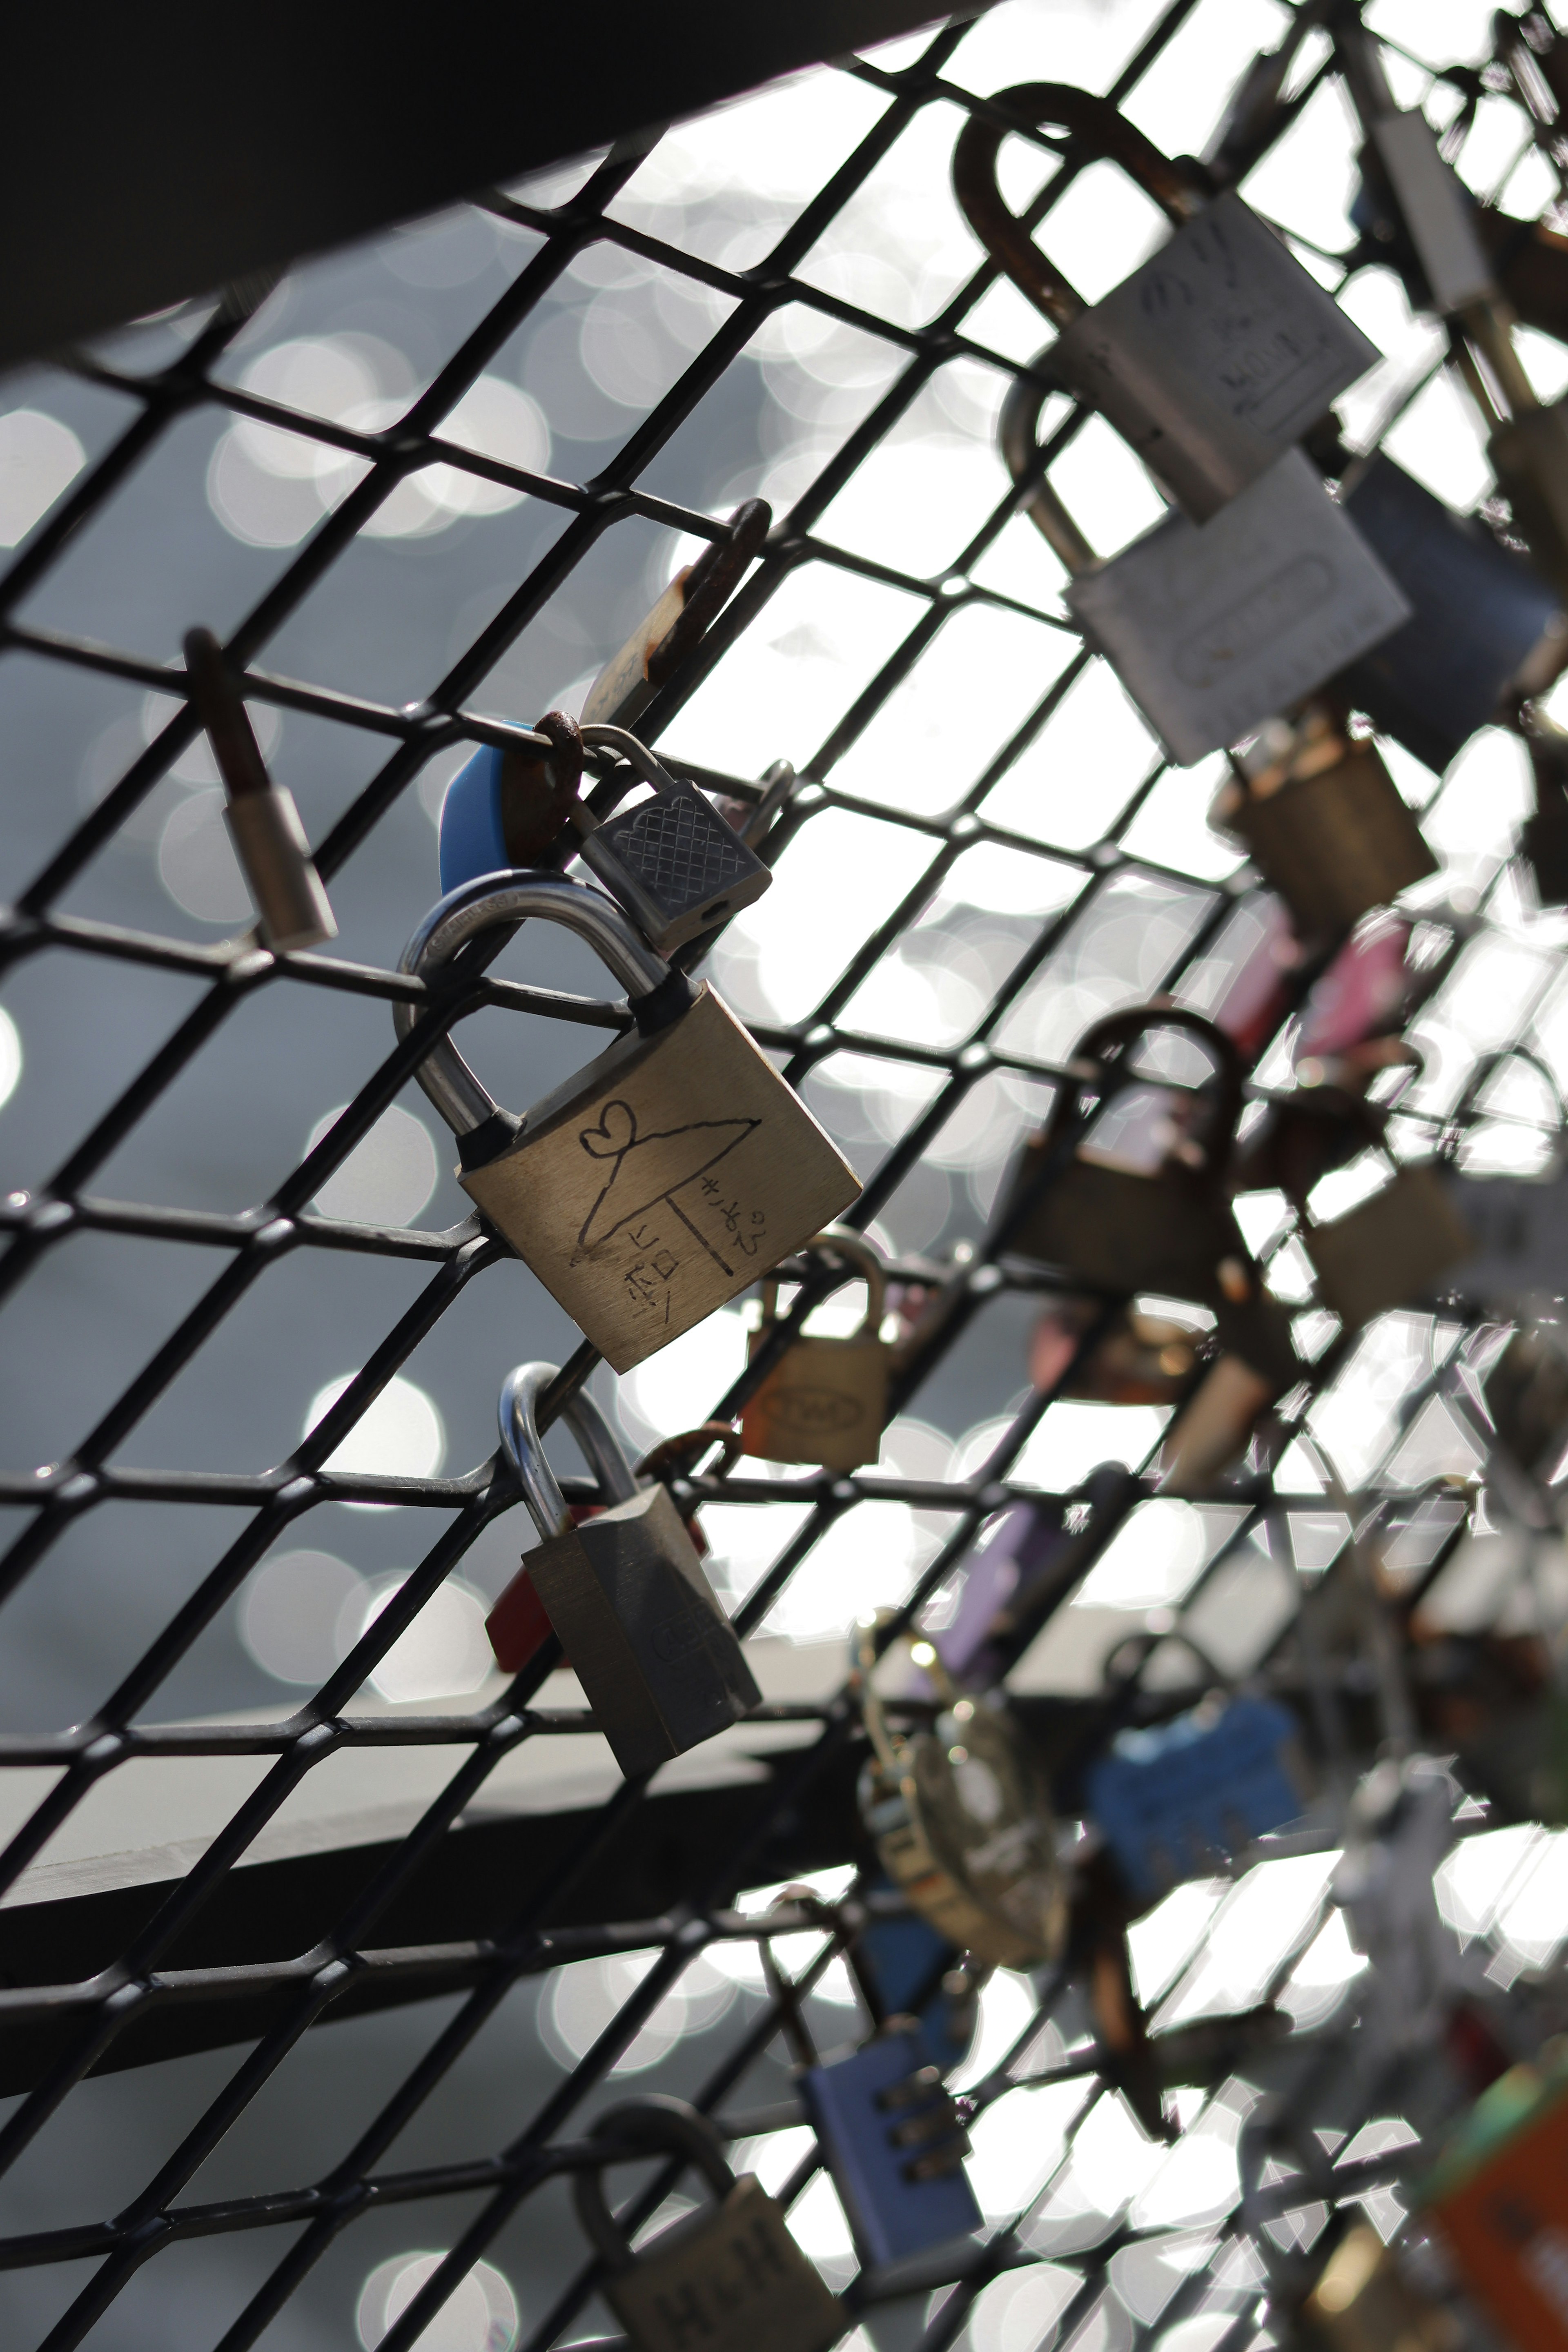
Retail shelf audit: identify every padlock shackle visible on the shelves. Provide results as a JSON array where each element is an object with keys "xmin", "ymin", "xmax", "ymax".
[
  {"xmin": 999, "ymin": 361, "xmax": 1100, "ymax": 574},
  {"xmin": 760, "ymin": 1225, "xmax": 889, "ymax": 1340},
  {"xmin": 1057, "ymin": 1006, "xmax": 1247, "ymax": 1185},
  {"xmin": 394, "ymin": 869, "xmax": 680, "ymax": 1140},
  {"xmin": 954, "ymin": 81, "xmax": 1204, "ymax": 331},
  {"xmin": 573, "ymin": 2095, "xmax": 736, "ymax": 2275},
  {"xmin": 498, "ymin": 1359, "xmax": 641, "ymax": 1540},
  {"xmin": 579, "ymin": 723, "xmax": 686, "ymax": 821}
]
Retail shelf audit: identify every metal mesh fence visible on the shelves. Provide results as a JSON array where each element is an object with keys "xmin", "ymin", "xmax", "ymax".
[{"xmin": 2, "ymin": 0, "xmax": 1568, "ymax": 2345}]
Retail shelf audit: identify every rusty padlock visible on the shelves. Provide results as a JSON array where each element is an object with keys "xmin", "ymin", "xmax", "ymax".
[
  {"xmin": 573, "ymin": 2096, "xmax": 845, "ymax": 2352},
  {"xmin": 580, "ymin": 501, "xmax": 771, "ymax": 732},
  {"xmin": 741, "ymin": 1227, "xmax": 891, "ymax": 1473},
  {"xmin": 955, "ymin": 82, "xmax": 1378, "ymax": 521},
  {"xmin": 183, "ymin": 628, "xmax": 337, "ymax": 951},
  {"xmin": 395, "ymin": 870, "xmax": 858, "ymax": 1372}
]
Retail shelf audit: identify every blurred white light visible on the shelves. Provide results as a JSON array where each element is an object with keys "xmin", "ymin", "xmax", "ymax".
[
  {"xmin": 0, "ymin": 410, "xmax": 85, "ymax": 546},
  {"xmin": 541, "ymin": 1949, "xmax": 736, "ymax": 2074},
  {"xmin": 347, "ymin": 1572, "xmax": 494, "ymax": 1702},
  {"xmin": 157, "ymin": 788, "xmax": 253, "ymax": 924},
  {"xmin": 951, "ymin": 1969, "xmax": 1040, "ymax": 2098},
  {"xmin": 356, "ymin": 2250, "xmax": 517, "ymax": 2351},
  {"xmin": 305, "ymin": 1373, "xmax": 445, "ymax": 1501},
  {"xmin": 0, "ymin": 1007, "xmax": 21, "ymax": 1114},
  {"xmin": 1278, "ymin": 1909, "xmax": 1370, "ymax": 2031},
  {"xmin": 307, "ymin": 1104, "xmax": 440, "ymax": 1228},
  {"xmin": 1155, "ymin": 1855, "xmax": 1338, "ymax": 2029},
  {"xmin": 619, "ymin": 1305, "xmax": 748, "ymax": 1447},
  {"xmin": 240, "ymin": 1548, "xmax": 366, "ymax": 1685},
  {"xmin": 1073, "ymin": 1501, "xmax": 1207, "ymax": 1612}
]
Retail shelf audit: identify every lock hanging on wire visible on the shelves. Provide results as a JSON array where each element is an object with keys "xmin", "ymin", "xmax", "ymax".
[
  {"xmin": 572, "ymin": 2096, "xmax": 845, "ymax": 2352},
  {"xmin": 395, "ymin": 870, "xmax": 858, "ymax": 1372},
  {"xmin": 486, "ymin": 1361, "xmax": 760, "ymax": 1778},
  {"xmin": 436, "ymin": 711, "xmax": 586, "ymax": 897},
  {"xmin": 855, "ymin": 1624, "xmax": 1066, "ymax": 1970},
  {"xmin": 999, "ymin": 369, "xmax": 1410, "ymax": 768},
  {"xmin": 741, "ymin": 1227, "xmax": 891, "ymax": 1472},
  {"xmin": 800, "ymin": 2023, "xmax": 982, "ymax": 2269},
  {"xmin": 572, "ymin": 722, "xmax": 772, "ymax": 956},
  {"xmin": 1084, "ymin": 1694, "xmax": 1305, "ymax": 1902},
  {"xmin": 1288, "ymin": 1100, "xmax": 1474, "ymax": 1332},
  {"xmin": 953, "ymin": 82, "xmax": 1379, "ymax": 522},
  {"xmin": 183, "ymin": 628, "xmax": 337, "ymax": 951}
]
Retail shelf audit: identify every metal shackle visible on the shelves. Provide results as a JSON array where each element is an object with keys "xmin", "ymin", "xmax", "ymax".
[
  {"xmin": 394, "ymin": 869, "xmax": 683, "ymax": 1142},
  {"xmin": 497, "ymin": 1360, "xmax": 641, "ymax": 1543},
  {"xmin": 573, "ymin": 2096, "xmax": 737, "ymax": 2274},
  {"xmin": 1000, "ymin": 361, "xmax": 1101, "ymax": 576},
  {"xmin": 953, "ymin": 82, "xmax": 1204, "ymax": 330},
  {"xmin": 1055, "ymin": 1007, "xmax": 1247, "ymax": 1192},
  {"xmin": 761, "ymin": 1225, "xmax": 889, "ymax": 1340},
  {"xmin": 577, "ymin": 722, "xmax": 686, "ymax": 821}
]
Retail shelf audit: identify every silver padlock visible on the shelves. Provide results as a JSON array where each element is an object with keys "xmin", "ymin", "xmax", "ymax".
[
  {"xmin": 1339, "ymin": 27, "xmax": 1495, "ymax": 317},
  {"xmin": 574, "ymin": 723, "xmax": 772, "ymax": 956},
  {"xmin": 488, "ymin": 1363, "xmax": 759, "ymax": 1778},
  {"xmin": 1001, "ymin": 369, "xmax": 1410, "ymax": 766},
  {"xmin": 395, "ymin": 871, "xmax": 858, "ymax": 1372},
  {"xmin": 183, "ymin": 628, "xmax": 337, "ymax": 951},
  {"xmin": 573, "ymin": 2096, "xmax": 845, "ymax": 2352},
  {"xmin": 955, "ymin": 81, "xmax": 1378, "ymax": 521}
]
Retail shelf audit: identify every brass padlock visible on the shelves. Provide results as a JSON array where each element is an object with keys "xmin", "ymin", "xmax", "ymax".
[
  {"xmin": 1212, "ymin": 703, "xmax": 1436, "ymax": 940},
  {"xmin": 396, "ymin": 871, "xmax": 858, "ymax": 1372},
  {"xmin": 580, "ymin": 501, "xmax": 771, "ymax": 732},
  {"xmin": 488, "ymin": 1362, "xmax": 760, "ymax": 1778},
  {"xmin": 855, "ymin": 1627, "xmax": 1066, "ymax": 1970},
  {"xmin": 183, "ymin": 628, "xmax": 337, "ymax": 951},
  {"xmin": 954, "ymin": 82, "xmax": 1377, "ymax": 521},
  {"xmin": 573, "ymin": 2096, "xmax": 845, "ymax": 2352},
  {"xmin": 1000, "ymin": 368, "xmax": 1410, "ymax": 768},
  {"xmin": 1292, "ymin": 1107, "xmax": 1474, "ymax": 1330},
  {"xmin": 741, "ymin": 1227, "xmax": 890, "ymax": 1472},
  {"xmin": 573, "ymin": 722, "xmax": 772, "ymax": 956}
]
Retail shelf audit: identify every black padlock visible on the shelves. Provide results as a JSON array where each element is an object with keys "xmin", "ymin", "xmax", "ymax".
[{"xmin": 573, "ymin": 2096, "xmax": 845, "ymax": 2352}]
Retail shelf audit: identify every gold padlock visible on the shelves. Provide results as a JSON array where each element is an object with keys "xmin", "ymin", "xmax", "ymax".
[
  {"xmin": 741, "ymin": 1227, "xmax": 891, "ymax": 1472},
  {"xmin": 396, "ymin": 871, "xmax": 858, "ymax": 1373}
]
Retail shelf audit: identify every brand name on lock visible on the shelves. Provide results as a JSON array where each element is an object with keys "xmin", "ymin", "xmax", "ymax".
[
  {"xmin": 761, "ymin": 1385, "xmax": 867, "ymax": 1438},
  {"xmin": 641, "ymin": 2207, "xmax": 806, "ymax": 2349}
]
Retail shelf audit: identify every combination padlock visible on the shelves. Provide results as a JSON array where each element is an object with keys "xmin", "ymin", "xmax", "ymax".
[
  {"xmin": 183, "ymin": 628, "xmax": 337, "ymax": 951},
  {"xmin": 486, "ymin": 1362, "xmax": 759, "ymax": 1778},
  {"xmin": 855, "ymin": 1627, "xmax": 1066, "ymax": 1970},
  {"xmin": 436, "ymin": 710, "xmax": 585, "ymax": 896},
  {"xmin": 573, "ymin": 2096, "xmax": 845, "ymax": 2352},
  {"xmin": 741, "ymin": 1227, "xmax": 891, "ymax": 1473},
  {"xmin": 573, "ymin": 723, "xmax": 772, "ymax": 956},
  {"xmin": 1084, "ymin": 1694, "xmax": 1304, "ymax": 1901},
  {"xmin": 1000, "ymin": 368, "xmax": 1410, "ymax": 769},
  {"xmin": 954, "ymin": 82, "xmax": 1378, "ymax": 521},
  {"xmin": 1212, "ymin": 703, "xmax": 1435, "ymax": 941},
  {"xmin": 801, "ymin": 2025, "xmax": 981, "ymax": 2269},
  {"xmin": 395, "ymin": 871, "xmax": 858, "ymax": 1371},
  {"xmin": 1288, "ymin": 1103, "xmax": 1474, "ymax": 1331},
  {"xmin": 579, "ymin": 500, "xmax": 771, "ymax": 733}
]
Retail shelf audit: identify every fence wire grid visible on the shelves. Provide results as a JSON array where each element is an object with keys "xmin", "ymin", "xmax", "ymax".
[{"xmin": 1, "ymin": 0, "xmax": 1568, "ymax": 2346}]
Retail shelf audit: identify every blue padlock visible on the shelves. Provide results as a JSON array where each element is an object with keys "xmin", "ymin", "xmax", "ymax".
[
  {"xmin": 801, "ymin": 2025, "xmax": 981, "ymax": 2269},
  {"xmin": 1085, "ymin": 1696, "xmax": 1303, "ymax": 1902},
  {"xmin": 436, "ymin": 713, "xmax": 583, "ymax": 895},
  {"xmin": 851, "ymin": 1897, "xmax": 978, "ymax": 2079},
  {"xmin": 1334, "ymin": 453, "xmax": 1564, "ymax": 777}
]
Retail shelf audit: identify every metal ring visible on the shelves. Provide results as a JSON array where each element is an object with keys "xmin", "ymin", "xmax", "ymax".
[{"xmin": 497, "ymin": 1360, "xmax": 642, "ymax": 1542}]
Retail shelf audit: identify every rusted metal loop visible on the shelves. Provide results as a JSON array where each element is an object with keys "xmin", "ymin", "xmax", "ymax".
[
  {"xmin": 999, "ymin": 359, "xmax": 1099, "ymax": 574},
  {"xmin": 572, "ymin": 2095, "xmax": 736, "ymax": 2272},
  {"xmin": 1047, "ymin": 1005, "xmax": 1248, "ymax": 1189},
  {"xmin": 953, "ymin": 81, "xmax": 1205, "ymax": 330},
  {"xmin": 636, "ymin": 1422, "xmax": 743, "ymax": 1483},
  {"xmin": 648, "ymin": 499, "xmax": 771, "ymax": 688}
]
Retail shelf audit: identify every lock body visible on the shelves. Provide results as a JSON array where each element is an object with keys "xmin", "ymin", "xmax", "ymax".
[
  {"xmin": 604, "ymin": 2176, "xmax": 844, "ymax": 2352},
  {"xmin": 1085, "ymin": 1696, "xmax": 1302, "ymax": 1900},
  {"xmin": 1490, "ymin": 400, "xmax": 1568, "ymax": 600},
  {"xmin": 1485, "ymin": 1323, "xmax": 1568, "ymax": 1479},
  {"xmin": 1361, "ymin": 113, "xmax": 1494, "ymax": 317},
  {"xmin": 1221, "ymin": 742, "xmax": 1435, "ymax": 937},
  {"xmin": 516, "ymin": 1483, "xmax": 759, "ymax": 1779},
  {"xmin": 741, "ymin": 1330, "xmax": 890, "ymax": 1472},
  {"xmin": 1069, "ymin": 450, "xmax": 1410, "ymax": 767},
  {"xmin": 225, "ymin": 786, "xmax": 337, "ymax": 951},
  {"xmin": 802, "ymin": 2028, "xmax": 980, "ymax": 2268},
  {"xmin": 438, "ymin": 737, "xmax": 583, "ymax": 894},
  {"xmin": 579, "ymin": 775, "xmax": 771, "ymax": 954},
  {"xmin": 1336, "ymin": 453, "xmax": 1565, "ymax": 776},
  {"xmin": 1051, "ymin": 192, "xmax": 1378, "ymax": 523},
  {"xmin": 460, "ymin": 984, "xmax": 858, "ymax": 1372},
  {"xmin": 1305, "ymin": 1163, "xmax": 1473, "ymax": 1330},
  {"xmin": 1000, "ymin": 1152, "xmax": 1240, "ymax": 1308}
]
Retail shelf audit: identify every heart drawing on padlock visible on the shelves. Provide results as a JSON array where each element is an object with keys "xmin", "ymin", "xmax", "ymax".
[{"xmin": 575, "ymin": 1096, "xmax": 760, "ymax": 1262}]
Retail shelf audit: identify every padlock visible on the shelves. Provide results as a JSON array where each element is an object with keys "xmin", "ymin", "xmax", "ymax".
[
  {"xmin": 1029, "ymin": 1297, "xmax": 1204, "ymax": 1405},
  {"xmin": 1485, "ymin": 1317, "xmax": 1568, "ymax": 1480},
  {"xmin": 486, "ymin": 1361, "xmax": 759, "ymax": 1778},
  {"xmin": 800, "ymin": 2025, "xmax": 981, "ymax": 2269},
  {"xmin": 573, "ymin": 723, "xmax": 772, "ymax": 956},
  {"xmin": 1480, "ymin": 204, "xmax": 1568, "ymax": 348},
  {"xmin": 1461, "ymin": 303, "xmax": 1568, "ymax": 601},
  {"xmin": 183, "ymin": 627, "xmax": 337, "ymax": 951},
  {"xmin": 741, "ymin": 1227, "xmax": 890, "ymax": 1473},
  {"xmin": 436, "ymin": 710, "xmax": 585, "ymax": 895},
  {"xmin": 573, "ymin": 2096, "xmax": 845, "ymax": 2352},
  {"xmin": 1083, "ymin": 1694, "xmax": 1304, "ymax": 1901},
  {"xmin": 1290, "ymin": 1108, "xmax": 1474, "ymax": 1330},
  {"xmin": 855, "ymin": 1629, "xmax": 1065, "ymax": 1970},
  {"xmin": 1212, "ymin": 703, "xmax": 1436, "ymax": 940},
  {"xmin": 1333, "ymin": 1755, "xmax": 1465, "ymax": 2059},
  {"xmin": 395, "ymin": 870, "xmax": 858, "ymax": 1372},
  {"xmin": 1339, "ymin": 28, "xmax": 1497, "ymax": 319},
  {"xmin": 580, "ymin": 500, "xmax": 771, "ymax": 732},
  {"xmin": 1330, "ymin": 445, "xmax": 1566, "ymax": 778},
  {"xmin": 1301, "ymin": 2225, "xmax": 1460, "ymax": 2352},
  {"xmin": 1000, "ymin": 368, "xmax": 1410, "ymax": 768},
  {"xmin": 1426, "ymin": 2044, "xmax": 1568, "ymax": 2352},
  {"xmin": 847, "ymin": 1896, "xmax": 983, "ymax": 2078},
  {"xmin": 1521, "ymin": 710, "xmax": 1568, "ymax": 904},
  {"xmin": 954, "ymin": 82, "xmax": 1378, "ymax": 522}
]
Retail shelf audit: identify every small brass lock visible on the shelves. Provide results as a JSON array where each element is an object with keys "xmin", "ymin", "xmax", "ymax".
[
  {"xmin": 573, "ymin": 2096, "xmax": 845, "ymax": 2352},
  {"xmin": 741, "ymin": 1227, "xmax": 891, "ymax": 1472},
  {"xmin": 1292, "ymin": 1103, "xmax": 1474, "ymax": 1331},
  {"xmin": 855, "ymin": 1627, "xmax": 1066, "ymax": 1970},
  {"xmin": 183, "ymin": 628, "xmax": 337, "ymax": 951},
  {"xmin": 396, "ymin": 870, "xmax": 858, "ymax": 1372},
  {"xmin": 487, "ymin": 1362, "xmax": 759, "ymax": 1779}
]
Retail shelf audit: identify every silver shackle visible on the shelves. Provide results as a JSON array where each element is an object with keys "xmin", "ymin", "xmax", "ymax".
[
  {"xmin": 394, "ymin": 869, "xmax": 676, "ymax": 1140},
  {"xmin": 498, "ymin": 1360, "xmax": 641, "ymax": 1540}
]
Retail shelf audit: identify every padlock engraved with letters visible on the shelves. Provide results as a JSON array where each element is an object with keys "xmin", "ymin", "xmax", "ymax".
[
  {"xmin": 396, "ymin": 871, "xmax": 858, "ymax": 1372},
  {"xmin": 487, "ymin": 1362, "xmax": 760, "ymax": 1778},
  {"xmin": 954, "ymin": 83, "xmax": 1377, "ymax": 521},
  {"xmin": 574, "ymin": 2097, "xmax": 845, "ymax": 2352},
  {"xmin": 742, "ymin": 1227, "xmax": 891, "ymax": 1472}
]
